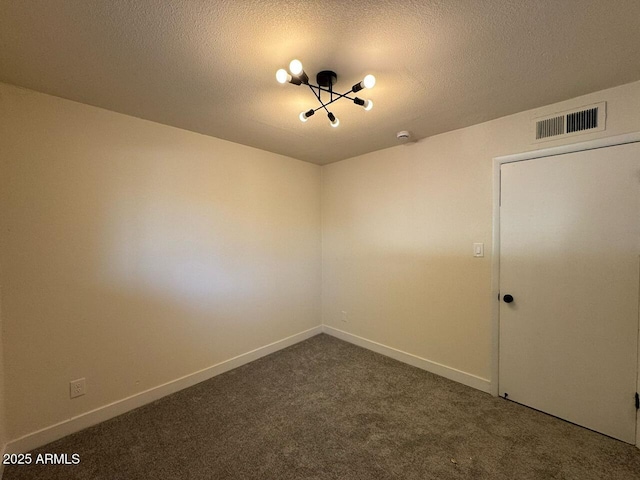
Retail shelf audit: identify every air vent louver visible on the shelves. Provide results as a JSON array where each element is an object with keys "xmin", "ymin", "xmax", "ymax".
[
  {"xmin": 533, "ymin": 102, "xmax": 605, "ymax": 143},
  {"xmin": 566, "ymin": 107, "xmax": 598, "ymax": 133},
  {"xmin": 536, "ymin": 115, "xmax": 564, "ymax": 140}
]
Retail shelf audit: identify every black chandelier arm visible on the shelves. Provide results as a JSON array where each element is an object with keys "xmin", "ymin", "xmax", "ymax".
[
  {"xmin": 307, "ymin": 84, "xmax": 331, "ymax": 114},
  {"xmin": 310, "ymin": 94, "xmax": 356, "ymax": 113},
  {"xmin": 307, "ymin": 84, "xmax": 356, "ymax": 101},
  {"xmin": 306, "ymin": 84, "xmax": 358, "ymax": 113}
]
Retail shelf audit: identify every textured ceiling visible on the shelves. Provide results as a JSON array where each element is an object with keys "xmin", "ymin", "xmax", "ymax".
[{"xmin": 1, "ymin": 1, "xmax": 640, "ymax": 165}]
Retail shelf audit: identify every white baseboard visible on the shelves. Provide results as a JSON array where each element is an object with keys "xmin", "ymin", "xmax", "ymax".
[
  {"xmin": 4, "ymin": 326, "xmax": 322, "ymax": 456},
  {"xmin": 322, "ymin": 325, "xmax": 492, "ymax": 394}
]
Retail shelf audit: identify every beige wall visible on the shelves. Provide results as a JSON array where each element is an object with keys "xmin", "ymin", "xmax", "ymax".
[
  {"xmin": 0, "ymin": 293, "xmax": 6, "ymax": 452},
  {"xmin": 322, "ymin": 80, "xmax": 640, "ymax": 382},
  {"xmin": 0, "ymin": 83, "xmax": 321, "ymax": 440}
]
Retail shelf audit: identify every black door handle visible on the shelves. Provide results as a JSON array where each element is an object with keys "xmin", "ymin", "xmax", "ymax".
[{"xmin": 503, "ymin": 294, "xmax": 514, "ymax": 303}]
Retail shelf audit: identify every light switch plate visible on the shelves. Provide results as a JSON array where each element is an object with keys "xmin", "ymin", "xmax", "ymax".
[{"xmin": 473, "ymin": 243, "xmax": 484, "ymax": 257}]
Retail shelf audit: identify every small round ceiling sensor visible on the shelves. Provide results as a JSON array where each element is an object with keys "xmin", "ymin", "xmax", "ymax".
[{"xmin": 396, "ymin": 130, "xmax": 411, "ymax": 141}]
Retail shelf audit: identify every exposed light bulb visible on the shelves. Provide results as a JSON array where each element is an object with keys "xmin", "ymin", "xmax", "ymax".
[
  {"xmin": 353, "ymin": 97, "xmax": 373, "ymax": 111},
  {"xmin": 352, "ymin": 74, "xmax": 376, "ymax": 93},
  {"xmin": 299, "ymin": 109, "xmax": 315, "ymax": 122},
  {"xmin": 363, "ymin": 74, "xmax": 376, "ymax": 89},
  {"xmin": 276, "ymin": 69, "xmax": 290, "ymax": 84},
  {"xmin": 327, "ymin": 112, "xmax": 340, "ymax": 128},
  {"xmin": 289, "ymin": 59, "xmax": 303, "ymax": 75}
]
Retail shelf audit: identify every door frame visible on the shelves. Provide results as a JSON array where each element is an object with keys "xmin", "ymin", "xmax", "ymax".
[{"xmin": 490, "ymin": 131, "xmax": 640, "ymax": 445}]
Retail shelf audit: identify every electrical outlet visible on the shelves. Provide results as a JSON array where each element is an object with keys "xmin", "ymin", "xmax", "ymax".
[
  {"xmin": 341, "ymin": 311, "xmax": 348, "ymax": 322},
  {"xmin": 70, "ymin": 378, "xmax": 86, "ymax": 399}
]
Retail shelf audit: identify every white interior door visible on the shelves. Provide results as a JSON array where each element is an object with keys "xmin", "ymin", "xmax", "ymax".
[{"xmin": 499, "ymin": 141, "xmax": 640, "ymax": 443}]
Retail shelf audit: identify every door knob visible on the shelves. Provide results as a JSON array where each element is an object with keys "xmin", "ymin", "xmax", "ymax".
[{"xmin": 503, "ymin": 294, "xmax": 514, "ymax": 303}]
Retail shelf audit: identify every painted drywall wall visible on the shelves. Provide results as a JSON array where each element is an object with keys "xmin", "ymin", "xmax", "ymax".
[
  {"xmin": 0, "ymin": 83, "xmax": 322, "ymax": 441},
  {"xmin": 0, "ymin": 292, "xmax": 6, "ymax": 455},
  {"xmin": 321, "ymin": 80, "xmax": 640, "ymax": 384}
]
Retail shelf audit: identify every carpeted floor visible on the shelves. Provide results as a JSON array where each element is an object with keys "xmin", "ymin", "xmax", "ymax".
[{"xmin": 5, "ymin": 334, "xmax": 640, "ymax": 479}]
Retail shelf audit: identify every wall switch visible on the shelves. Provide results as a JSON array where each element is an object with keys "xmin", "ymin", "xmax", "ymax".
[
  {"xmin": 341, "ymin": 311, "xmax": 348, "ymax": 322},
  {"xmin": 473, "ymin": 243, "xmax": 484, "ymax": 257},
  {"xmin": 70, "ymin": 378, "xmax": 86, "ymax": 399}
]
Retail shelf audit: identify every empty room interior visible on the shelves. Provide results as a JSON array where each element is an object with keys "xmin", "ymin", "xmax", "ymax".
[{"xmin": 2, "ymin": 1, "xmax": 640, "ymax": 478}]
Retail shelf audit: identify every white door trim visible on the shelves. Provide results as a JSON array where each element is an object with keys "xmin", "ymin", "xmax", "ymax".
[{"xmin": 491, "ymin": 132, "xmax": 640, "ymax": 445}]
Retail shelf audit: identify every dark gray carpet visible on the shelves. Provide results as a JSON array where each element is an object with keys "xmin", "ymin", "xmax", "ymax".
[{"xmin": 5, "ymin": 334, "xmax": 640, "ymax": 479}]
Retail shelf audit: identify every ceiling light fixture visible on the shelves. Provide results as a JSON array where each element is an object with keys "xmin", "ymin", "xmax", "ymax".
[{"xmin": 275, "ymin": 59, "xmax": 375, "ymax": 127}]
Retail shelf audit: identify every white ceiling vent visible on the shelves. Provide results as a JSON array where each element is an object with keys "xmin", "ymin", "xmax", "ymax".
[{"xmin": 533, "ymin": 102, "xmax": 606, "ymax": 143}]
